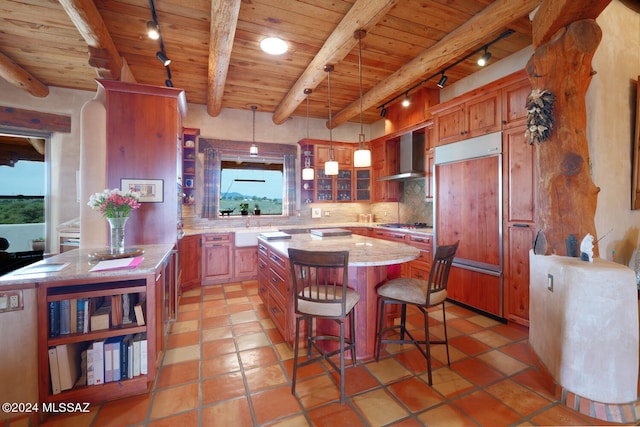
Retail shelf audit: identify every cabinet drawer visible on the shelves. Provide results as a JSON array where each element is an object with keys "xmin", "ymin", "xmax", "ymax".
[
  {"xmin": 414, "ymin": 249, "xmax": 433, "ymax": 267},
  {"xmin": 267, "ymin": 292, "xmax": 287, "ymax": 335},
  {"xmin": 268, "ymin": 249, "xmax": 288, "ymax": 274},
  {"xmin": 382, "ymin": 230, "xmax": 406, "ymax": 242},
  {"xmin": 269, "ymin": 267, "xmax": 289, "ymax": 301},
  {"xmin": 203, "ymin": 233, "xmax": 231, "ymax": 243},
  {"xmin": 258, "ymin": 242, "xmax": 269, "ymax": 257},
  {"xmin": 408, "ymin": 263, "xmax": 430, "ymax": 281},
  {"xmin": 408, "ymin": 233, "xmax": 432, "ymax": 249}
]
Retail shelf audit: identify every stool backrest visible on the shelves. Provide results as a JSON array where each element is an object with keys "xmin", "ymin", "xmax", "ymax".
[
  {"xmin": 288, "ymin": 248, "xmax": 350, "ymax": 318},
  {"xmin": 427, "ymin": 241, "xmax": 459, "ymax": 304}
]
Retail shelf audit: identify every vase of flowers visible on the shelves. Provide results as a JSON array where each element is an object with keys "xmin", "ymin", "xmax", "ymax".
[{"xmin": 88, "ymin": 189, "xmax": 141, "ymax": 253}]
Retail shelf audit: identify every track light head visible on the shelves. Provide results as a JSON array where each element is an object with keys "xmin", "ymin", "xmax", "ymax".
[
  {"xmin": 477, "ymin": 49, "xmax": 492, "ymax": 66},
  {"xmin": 147, "ymin": 21, "xmax": 160, "ymax": 40},
  {"xmin": 401, "ymin": 93, "xmax": 410, "ymax": 107},
  {"xmin": 437, "ymin": 73, "xmax": 448, "ymax": 89},
  {"xmin": 380, "ymin": 107, "xmax": 387, "ymax": 117},
  {"xmin": 156, "ymin": 51, "xmax": 171, "ymax": 66},
  {"xmin": 165, "ymin": 79, "xmax": 173, "ymax": 87}
]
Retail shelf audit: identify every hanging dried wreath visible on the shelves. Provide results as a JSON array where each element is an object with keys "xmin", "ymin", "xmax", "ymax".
[{"xmin": 524, "ymin": 89, "xmax": 556, "ymax": 144}]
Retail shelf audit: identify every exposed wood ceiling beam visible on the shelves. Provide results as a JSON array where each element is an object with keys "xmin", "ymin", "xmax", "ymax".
[
  {"xmin": 0, "ymin": 51, "xmax": 49, "ymax": 98},
  {"xmin": 271, "ymin": 0, "xmax": 399, "ymax": 125},
  {"xmin": 330, "ymin": 0, "xmax": 541, "ymax": 128},
  {"xmin": 531, "ymin": 0, "xmax": 612, "ymax": 48},
  {"xmin": 207, "ymin": 0, "xmax": 242, "ymax": 117},
  {"xmin": 58, "ymin": 0, "xmax": 123, "ymax": 80},
  {"xmin": 0, "ymin": 106, "xmax": 72, "ymax": 133}
]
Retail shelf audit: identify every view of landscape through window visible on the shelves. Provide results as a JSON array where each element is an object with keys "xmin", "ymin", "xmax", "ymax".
[
  {"xmin": 219, "ymin": 165, "xmax": 283, "ymax": 215},
  {"xmin": 0, "ymin": 160, "xmax": 45, "ymax": 224}
]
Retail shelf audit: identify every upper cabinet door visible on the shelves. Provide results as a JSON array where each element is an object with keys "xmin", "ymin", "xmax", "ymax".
[
  {"xmin": 466, "ymin": 92, "xmax": 502, "ymax": 138},
  {"xmin": 502, "ymin": 79, "xmax": 532, "ymax": 129}
]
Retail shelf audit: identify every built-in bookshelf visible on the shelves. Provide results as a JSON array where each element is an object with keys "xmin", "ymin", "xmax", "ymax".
[{"xmin": 38, "ymin": 276, "xmax": 157, "ymax": 405}]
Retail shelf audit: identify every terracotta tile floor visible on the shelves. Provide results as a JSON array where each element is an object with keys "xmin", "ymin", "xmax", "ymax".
[{"xmin": 27, "ymin": 280, "xmax": 632, "ymax": 426}]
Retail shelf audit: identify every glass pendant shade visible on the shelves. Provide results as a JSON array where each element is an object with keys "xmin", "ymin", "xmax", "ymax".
[
  {"xmin": 302, "ymin": 166, "xmax": 314, "ymax": 180},
  {"xmin": 324, "ymin": 160, "xmax": 339, "ymax": 176},
  {"xmin": 354, "ymin": 148, "xmax": 371, "ymax": 167}
]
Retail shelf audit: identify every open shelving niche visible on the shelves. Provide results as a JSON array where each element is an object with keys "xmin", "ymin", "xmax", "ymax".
[{"xmin": 38, "ymin": 273, "xmax": 157, "ymax": 405}]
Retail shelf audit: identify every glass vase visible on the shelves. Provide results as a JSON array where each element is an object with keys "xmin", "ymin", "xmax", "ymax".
[{"xmin": 107, "ymin": 216, "xmax": 128, "ymax": 254}]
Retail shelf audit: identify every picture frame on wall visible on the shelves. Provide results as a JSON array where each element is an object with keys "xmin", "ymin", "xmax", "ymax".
[{"xmin": 121, "ymin": 178, "xmax": 164, "ymax": 203}]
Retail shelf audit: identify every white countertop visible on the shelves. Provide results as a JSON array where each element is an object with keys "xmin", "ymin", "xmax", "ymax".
[
  {"xmin": 183, "ymin": 222, "xmax": 433, "ymax": 237},
  {"xmin": 259, "ymin": 233, "xmax": 419, "ymax": 267}
]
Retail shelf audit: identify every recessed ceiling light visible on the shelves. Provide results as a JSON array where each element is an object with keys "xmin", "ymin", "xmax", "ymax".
[{"xmin": 260, "ymin": 37, "xmax": 288, "ymax": 55}]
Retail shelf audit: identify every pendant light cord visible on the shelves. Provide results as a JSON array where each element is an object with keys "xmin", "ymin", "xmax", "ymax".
[{"xmin": 358, "ymin": 31, "xmax": 364, "ymax": 142}]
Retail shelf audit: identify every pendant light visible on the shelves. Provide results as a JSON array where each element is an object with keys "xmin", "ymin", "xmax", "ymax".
[
  {"xmin": 249, "ymin": 105, "xmax": 258, "ymax": 157},
  {"xmin": 324, "ymin": 65, "xmax": 338, "ymax": 176},
  {"xmin": 353, "ymin": 29, "xmax": 371, "ymax": 168},
  {"xmin": 302, "ymin": 88, "xmax": 315, "ymax": 181}
]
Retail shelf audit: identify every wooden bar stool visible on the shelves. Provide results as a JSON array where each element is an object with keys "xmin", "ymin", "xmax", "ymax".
[
  {"xmin": 288, "ymin": 248, "xmax": 360, "ymax": 404},
  {"xmin": 375, "ymin": 241, "xmax": 459, "ymax": 385}
]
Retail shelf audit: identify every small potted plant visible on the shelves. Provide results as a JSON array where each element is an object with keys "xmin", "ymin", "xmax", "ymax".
[
  {"xmin": 254, "ymin": 203, "xmax": 261, "ymax": 216},
  {"xmin": 31, "ymin": 237, "xmax": 45, "ymax": 252},
  {"xmin": 239, "ymin": 202, "xmax": 249, "ymax": 216}
]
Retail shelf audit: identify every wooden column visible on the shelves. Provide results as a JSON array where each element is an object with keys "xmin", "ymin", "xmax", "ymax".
[{"xmin": 526, "ymin": 20, "xmax": 602, "ymax": 256}]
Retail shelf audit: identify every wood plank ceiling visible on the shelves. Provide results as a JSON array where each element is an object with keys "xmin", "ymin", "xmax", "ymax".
[{"xmin": 0, "ymin": 0, "xmax": 538, "ymax": 127}]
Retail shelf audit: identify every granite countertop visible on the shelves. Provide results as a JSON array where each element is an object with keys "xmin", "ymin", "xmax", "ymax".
[
  {"xmin": 0, "ymin": 243, "xmax": 175, "ymax": 289},
  {"xmin": 183, "ymin": 222, "xmax": 433, "ymax": 237},
  {"xmin": 259, "ymin": 233, "xmax": 419, "ymax": 267}
]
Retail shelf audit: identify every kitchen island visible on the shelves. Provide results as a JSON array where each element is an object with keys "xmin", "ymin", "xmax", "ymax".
[{"xmin": 257, "ymin": 232, "xmax": 419, "ymax": 360}]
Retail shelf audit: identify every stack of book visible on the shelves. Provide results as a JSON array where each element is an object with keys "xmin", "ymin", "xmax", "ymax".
[
  {"xmin": 48, "ymin": 294, "xmax": 146, "ymax": 337},
  {"xmin": 49, "ymin": 333, "xmax": 148, "ymax": 394}
]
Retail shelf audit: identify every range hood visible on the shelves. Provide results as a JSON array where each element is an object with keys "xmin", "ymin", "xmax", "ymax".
[{"xmin": 377, "ymin": 131, "xmax": 425, "ymax": 181}]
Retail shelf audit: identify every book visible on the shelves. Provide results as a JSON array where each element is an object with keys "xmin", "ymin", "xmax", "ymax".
[
  {"xmin": 76, "ymin": 298, "xmax": 87, "ymax": 334},
  {"xmin": 90, "ymin": 303, "xmax": 111, "ymax": 331},
  {"xmin": 82, "ymin": 299, "xmax": 89, "ymax": 333},
  {"xmin": 111, "ymin": 295, "xmax": 123, "ymax": 327},
  {"xmin": 59, "ymin": 300, "xmax": 70, "ymax": 335},
  {"xmin": 139, "ymin": 333, "xmax": 148, "ymax": 375},
  {"xmin": 92, "ymin": 340, "xmax": 104, "ymax": 385},
  {"xmin": 49, "ymin": 301, "xmax": 60, "ymax": 338},
  {"xmin": 56, "ymin": 343, "xmax": 83, "ymax": 391},
  {"xmin": 134, "ymin": 302, "xmax": 145, "ymax": 326},
  {"xmin": 48, "ymin": 347, "xmax": 61, "ymax": 395},
  {"xmin": 104, "ymin": 338, "xmax": 113, "ymax": 383},
  {"xmin": 132, "ymin": 334, "xmax": 141, "ymax": 377},
  {"xmin": 89, "ymin": 256, "xmax": 144, "ymax": 272},
  {"xmin": 69, "ymin": 298, "xmax": 77, "ymax": 334},
  {"xmin": 86, "ymin": 345, "xmax": 94, "ymax": 385},
  {"xmin": 111, "ymin": 336, "xmax": 122, "ymax": 382},
  {"xmin": 76, "ymin": 349, "xmax": 87, "ymax": 387},
  {"xmin": 125, "ymin": 335, "xmax": 134, "ymax": 379}
]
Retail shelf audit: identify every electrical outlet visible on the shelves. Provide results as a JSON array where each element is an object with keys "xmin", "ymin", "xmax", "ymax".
[
  {"xmin": 547, "ymin": 274, "xmax": 554, "ymax": 292},
  {"xmin": 9, "ymin": 294, "xmax": 19, "ymax": 309}
]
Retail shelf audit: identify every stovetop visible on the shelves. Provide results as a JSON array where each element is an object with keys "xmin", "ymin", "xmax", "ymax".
[{"xmin": 380, "ymin": 222, "xmax": 431, "ymax": 229}]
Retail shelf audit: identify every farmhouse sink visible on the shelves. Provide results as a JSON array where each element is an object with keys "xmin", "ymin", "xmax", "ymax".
[{"xmin": 234, "ymin": 228, "xmax": 277, "ymax": 247}]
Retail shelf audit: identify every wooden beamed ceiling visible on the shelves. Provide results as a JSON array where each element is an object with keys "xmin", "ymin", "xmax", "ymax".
[{"xmin": 0, "ymin": 0, "xmax": 592, "ymax": 129}]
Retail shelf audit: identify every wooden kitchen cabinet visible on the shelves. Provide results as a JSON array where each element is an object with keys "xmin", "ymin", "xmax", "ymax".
[
  {"xmin": 100, "ymin": 80, "xmax": 186, "ymax": 247},
  {"xmin": 371, "ymin": 138, "xmax": 400, "ymax": 202},
  {"xmin": 181, "ymin": 128, "xmax": 199, "ymax": 205},
  {"xmin": 501, "ymin": 77, "xmax": 531, "ymax": 129},
  {"xmin": 406, "ymin": 233, "xmax": 433, "ymax": 281},
  {"xmin": 257, "ymin": 242, "xmax": 293, "ymax": 343},
  {"xmin": 433, "ymin": 91, "xmax": 501, "ymax": 146},
  {"xmin": 179, "ymin": 234, "xmax": 201, "ymax": 291},
  {"xmin": 422, "ymin": 123, "xmax": 434, "ymax": 200},
  {"xmin": 314, "ymin": 143, "xmax": 354, "ymax": 202},
  {"xmin": 503, "ymin": 125, "xmax": 536, "ymax": 326},
  {"xmin": 234, "ymin": 246, "xmax": 258, "ymax": 280},
  {"xmin": 202, "ymin": 233, "xmax": 233, "ymax": 285}
]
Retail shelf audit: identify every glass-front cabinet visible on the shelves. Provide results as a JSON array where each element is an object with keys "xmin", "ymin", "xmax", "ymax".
[
  {"xmin": 316, "ymin": 169, "xmax": 333, "ymax": 201},
  {"xmin": 355, "ymin": 169, "xmax": 370, "ymax": 201}
]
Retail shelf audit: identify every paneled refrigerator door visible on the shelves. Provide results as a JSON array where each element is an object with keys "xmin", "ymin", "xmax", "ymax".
[{"xmin": 434, "ymin": 132, "xmax": 503, "ymax": 317}]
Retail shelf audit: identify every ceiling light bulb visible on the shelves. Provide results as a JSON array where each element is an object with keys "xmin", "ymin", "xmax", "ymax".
[
  {"xmin": 156, "ymin": 51, "xmax": 171, "ymax": 66},
  {"xmin": 147, "ymin": 21, "xmax": 160, "ymax": 40},
  {"xmin": 478, "ymin": 50, "xmax": 492, "ymax": 66},
  {"xmin": 260, "ymin": 37, "xmax": 288, "ymax": 55},
  {"xmin": 402, "ymin": 94, "xmax": 410, "ymax": 107}
]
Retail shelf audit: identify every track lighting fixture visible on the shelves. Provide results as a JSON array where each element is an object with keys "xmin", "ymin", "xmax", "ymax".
[
  {"xmin": 165, "ymin": 79, "xmax": 173, "ymax": 87},
  {"xmin": 250, "ymin": 105, "xmax": 258, "ymax": 157},
  {"xmin": 156, "ymin": 51, "xmax": 171, "ymax": 66},
  {"xmin": 477, "ymin": 48, "xmax": 492, "ymax": 66},
  {"xmin": 401, "ymin": 93, "xmax": 410, "ymax": 107},
  {"xmin": 437, "ymin": 73, "xmax": 448, "ymax": 89},
  {"xmin": 147, "ymin": 21, "xmax": 160, "ymax": 40},
  {"xmin": 380, "ymin": 107, "xmax": 387, "ymax": 117}
]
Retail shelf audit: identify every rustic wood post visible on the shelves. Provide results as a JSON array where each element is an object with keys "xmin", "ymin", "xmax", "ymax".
[{"xmin": 526, "ymin": 19, "xmax": 602, "ymax": 256}]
